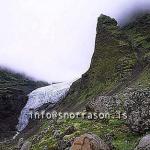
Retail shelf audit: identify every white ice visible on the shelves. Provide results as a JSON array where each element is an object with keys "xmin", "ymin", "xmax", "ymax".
[{"xmin": 17, "ymin": 82, "xmax": 72, "ymax": 131}]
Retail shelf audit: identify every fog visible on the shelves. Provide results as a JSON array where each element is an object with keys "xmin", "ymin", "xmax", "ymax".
[{"xmin": 0, "ymin": 0, "xmax": 150, "ymax": 82}]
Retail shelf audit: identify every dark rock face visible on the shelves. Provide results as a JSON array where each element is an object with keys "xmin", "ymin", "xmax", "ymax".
[
  {"xmin": 124, "ymin": 88, "xmax": 150, "ymax": 133},
  {"xmin": 123, "ymin": 14, "xmax": 150, "ymax": 68},
  {"xmin": 0, "ymin": 88, "xmax": 28, "ymax": 138},
  {"xmin": 0, "ymin": 68, "xmax": 48, "ymax": 139},
  {"xmin": 134, "ymin": 134, "xmax": 150, "ymax": 150}
]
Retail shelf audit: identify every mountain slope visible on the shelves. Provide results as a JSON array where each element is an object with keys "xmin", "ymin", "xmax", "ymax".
[
  {"xmin": 40, "ymin": 14, "xmax": 149, "ymax": 150},
  {"xmin": 27, "ymin": 14, "xmax": 150, "ymax": 150},
  {"xmin": 1, "ymin": 14, "xmax": 150, "ymax": 150},
  {"xmin": 58, "ymin": 14, "xmax": 149, "ymax": 112},
  {"xmin": 0, "ymin": 67, "xmax": 48, "ymax": 139}
]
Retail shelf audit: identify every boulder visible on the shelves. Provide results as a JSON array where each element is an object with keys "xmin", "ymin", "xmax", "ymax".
[
  {"xmin": 134, "ymin": 134, "xmax": 150, "ymax": 150},
  {"xmin": 17, "ymin": 138, "xmax": 24, "ymax": 149},
  {"xmin": 124, "ymin": 88, "xmax": 150, "ymax": 133},
  {"xmin": 57, "ymin": 140, "xmax": 71, "ymax": 150},
  {"xmin": 63, "ymin": 126, "xmax": 76, "ymax": 136},
  {"xmin": 53, "ymin": 130, "xmax": 61, "ymax": 139},
  {"xmin": 20, "ymin": 141, "xmax": 32, "ymax": 150},
  {"xmin": 86, "ymin": 95, "xmax": 121, "ymax": 113},
  {"xmin": 70, "ymin": 133, "xmax": 110, "ymax": 150}
]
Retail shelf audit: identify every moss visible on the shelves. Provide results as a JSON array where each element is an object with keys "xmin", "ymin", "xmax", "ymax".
[
  {"xmin": 113, "ymin": 133, "xmax": 140, "ymax": 150},
  {"xmin": 32, "ymin": 137, "xmax": 57, "ymax": 150},
  {"xmin": 28, "ymin": 118, "xmax": 141, "ymax": 150}
]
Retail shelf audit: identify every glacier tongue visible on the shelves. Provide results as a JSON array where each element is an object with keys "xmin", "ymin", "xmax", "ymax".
[{"xmin": 17, "ymin": 82, "xmax": 72, "ymax": 132}]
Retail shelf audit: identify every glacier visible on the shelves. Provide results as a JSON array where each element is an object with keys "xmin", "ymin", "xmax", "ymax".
[{"xmin": 17, "ymin": 82, "xmax": 72, "ymax": 132}]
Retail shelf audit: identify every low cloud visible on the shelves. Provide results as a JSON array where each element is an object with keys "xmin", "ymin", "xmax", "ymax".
[{"xmin": 0, "ymin": 0, "xmax": 149, "ymax": 82}]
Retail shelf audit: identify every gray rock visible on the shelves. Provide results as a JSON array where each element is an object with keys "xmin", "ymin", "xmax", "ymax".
[
  {"xmin": 103, "ymin": 133, "xmax": 115, "ymax": 149},
  {"xmin": 58, "ymin": 140, "xmax": 69, "ymax": 150},
  {"xmin": 135, "ymin": 134, "xmax": 150, "ymax": 150},
  {"xmin": 86, "ymin": 95, "xmax": 121, "ymax": 113},
  {"xmin": 20, "ymin": 141, "xmax": 32, "ymax": 150},
  {"xmin": 53, "ymin": 130, "xmax": 61, "ymax": 139},
  {"xmin": 63, "ymin": 126, "xmax": 76, "ymax": 136},
  {"xmin": 17, "ymin": 138, "xmax": 24, "ymax": 149},
  {"xmin": 64, "ymin": 148, "xmax": 70, "ymax": 150},
  {"xmin": 124, "ymin": 88, "xmax": 150, "ymax": 133},
  {"xmin": 43, "ymin": 145, "xmax": 48, "ymax": 150}
]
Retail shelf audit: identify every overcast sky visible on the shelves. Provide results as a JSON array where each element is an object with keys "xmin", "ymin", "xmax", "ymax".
[{"xmin": 0, "ymin": 0, "xmax": 150, "ymax": 82}]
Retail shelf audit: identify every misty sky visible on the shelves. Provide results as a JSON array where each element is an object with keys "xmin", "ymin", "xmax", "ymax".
[{"xmin": 0, "ymin": 0, "xmax": 150, "ymax": 82}]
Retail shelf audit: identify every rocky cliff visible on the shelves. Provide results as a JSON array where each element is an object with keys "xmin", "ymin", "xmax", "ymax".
[
  {"xmin": 0, "ymin": 67, "xmax": 48, "ymax": 139},
  {"xmin": 59, "ymin": 14, "xmax": 150, "ymax": 112}
]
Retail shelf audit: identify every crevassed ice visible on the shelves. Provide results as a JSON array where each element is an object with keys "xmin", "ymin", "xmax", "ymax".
[{"xmin": 17, "ymin": 82, "xmax": 72, "ymax": 131}]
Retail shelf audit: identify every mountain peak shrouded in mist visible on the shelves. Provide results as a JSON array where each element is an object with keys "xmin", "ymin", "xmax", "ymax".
[
  {"xmin": 58, "ymin": 12, "xmax": 150, "ymax": 111},
  {"xmin": 98, "ymin": 14, "xmax": 117, "ymax": 26},
  {"xmin": 0, "ymin": 0, "xmax": 150, "ymax": 82},
  {"xmin": 118, "ymin": 5, "xmax": 150, "ymax": 26}
]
